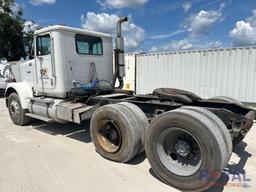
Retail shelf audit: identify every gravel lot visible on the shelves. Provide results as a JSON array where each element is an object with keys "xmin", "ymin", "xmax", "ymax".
[{"xmin": 0, "ymin": 97, "xmax": 255, "ymax": 192}]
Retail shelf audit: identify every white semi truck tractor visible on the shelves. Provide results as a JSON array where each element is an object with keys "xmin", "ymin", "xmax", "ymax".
[{"xmin": 5, "ymin": 17, "xmax": 255, "ymax": 191}]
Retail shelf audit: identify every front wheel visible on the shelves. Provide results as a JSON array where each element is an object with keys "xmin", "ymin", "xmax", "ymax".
[
  {"xmin": 8, "ymin": 93, "xmax": 31, "ymax": 125},
  {"xmin": 145, "ymin": 107, "xmax": 228, "ymax": 192}
]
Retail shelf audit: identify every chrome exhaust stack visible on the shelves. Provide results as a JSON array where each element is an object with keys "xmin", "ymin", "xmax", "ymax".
[{"xmin": 113, "ymin": 17, "xmax": 128, "ymax": 89}]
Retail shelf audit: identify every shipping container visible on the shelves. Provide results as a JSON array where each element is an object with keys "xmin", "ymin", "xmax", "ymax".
[{"xmin": 124, "ymin": 46, "xmax": 256, "ymax": 103}]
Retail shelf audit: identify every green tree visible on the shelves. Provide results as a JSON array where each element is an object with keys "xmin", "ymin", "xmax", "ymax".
[{"xmin": 0, "ymin": 0, "xmax": 24, "ymax": 61}]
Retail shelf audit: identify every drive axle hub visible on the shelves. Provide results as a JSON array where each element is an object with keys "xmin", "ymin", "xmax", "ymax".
[{"xmin": 175, "ymin": 140, "xmax": 191, "ymax": 157}]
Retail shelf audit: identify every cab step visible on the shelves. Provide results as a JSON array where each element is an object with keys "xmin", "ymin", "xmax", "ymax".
[{"xmin": 26, "ymin": 113, "xmax": 54, "ymax": 123}]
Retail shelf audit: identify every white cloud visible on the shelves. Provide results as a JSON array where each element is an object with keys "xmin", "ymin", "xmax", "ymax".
[
  {"xmin": 246, "ymin": 10, "xmax": 256, "ymax": 27},
  {"xmin": 149, "ymin": 39, "xmax": 222, "ymax": 53},
  {"xmin": 209, "ymin": 40, "xmax": 222, "ymax": 48},
  {"xmin": 30, "ymin": 0, "xmax": 56, "ymax": 6},
  {"xmin": 81, "ymin": 12, "xmax": 117, "ymax": 34},
  {"xmin": 10, "ymin": 3, "xmax": 22, "ymax": 15},
  {"xmin": 23, "ymin": 21, "xmax": 40, "ymax": 34},
  {"xmin": 81, "ymin": 12, "xmax": 145, "ymax": 51},
  {"xmin": 0, "ymin": 2, "xmax": 22, "ymax": 16},
  {"xmin": 149, "ymin": 30, "xmax": 185, "ymax": 40},
  {"xmin": 149, "ymin": 40, "xmax": 193, "ymax": 52},
  {"xmin": 98, "ymin": 0, "xmax": 148, "ymax": 9},
  {"xmin": 182, "ymin": 2, "xmax": 192, "ymax": 13},
  {"xmin": 230, "ymin": 9, "xmax": 256, "ymax": 46},
  {"xmin": 185, "ymin": 3, "xmax": 225, "ymax": 37}
]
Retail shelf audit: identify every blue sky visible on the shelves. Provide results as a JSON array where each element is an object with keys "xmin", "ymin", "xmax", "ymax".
[{"xmin": 17, "ymin": 0, "xmax": 256, "ymax": 52}]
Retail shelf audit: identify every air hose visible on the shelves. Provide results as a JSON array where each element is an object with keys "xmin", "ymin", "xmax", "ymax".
[{"xmin": 69, "ymin": 80, "xmax": 114, "ymax": 100}]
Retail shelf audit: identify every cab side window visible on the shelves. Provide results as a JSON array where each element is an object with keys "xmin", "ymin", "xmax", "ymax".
[
  {"xmin": 36, "ymin": 35, "xmax": 51, "ymax": 56},
  {"xmin": 75, "ymin": 34, "xmax": 103, "ymax": 55}
]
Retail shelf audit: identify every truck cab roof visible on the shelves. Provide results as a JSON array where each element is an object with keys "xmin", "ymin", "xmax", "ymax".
[{"xmin": 34, "ymin": 25, "xmax": 112, "ymax": 39}]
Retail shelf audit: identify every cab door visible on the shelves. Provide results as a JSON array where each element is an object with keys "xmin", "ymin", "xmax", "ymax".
[{"xmin": 35, "ymin": 34, "xmax": 55, "ymax": 92}]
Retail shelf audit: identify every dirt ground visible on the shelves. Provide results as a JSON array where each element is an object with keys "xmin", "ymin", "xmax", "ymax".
[{"xmin": 0, "ymin": 97, "xmax": 255, "ymax": 192}]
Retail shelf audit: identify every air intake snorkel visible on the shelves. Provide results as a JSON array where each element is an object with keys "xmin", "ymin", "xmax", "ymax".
[{"xmin": 113, "ymin": 17, "xmax": 128, "ymax": 89}]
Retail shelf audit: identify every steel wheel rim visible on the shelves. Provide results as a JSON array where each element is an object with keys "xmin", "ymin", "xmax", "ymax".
[
  {"xmin": 10, "ymin": 100, "xmax": 20, "ymax": 120},
  {"xmin": 97, "ymin": 119, "xmax": 122, "ymax": 153},
  {"xmin": 157, "ymin": 127, "xmax": 202, "ymax": 176}
]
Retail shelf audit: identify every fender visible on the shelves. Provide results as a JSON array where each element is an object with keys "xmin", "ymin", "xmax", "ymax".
[{"xmin": 5, "ymin": 82, "xmax": 33, "ymax": 109}]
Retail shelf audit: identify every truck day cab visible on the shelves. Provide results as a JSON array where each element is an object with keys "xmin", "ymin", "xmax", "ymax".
[{"xmin": 5, "ymin": 17, "xmax": 255, "ymax": 191}]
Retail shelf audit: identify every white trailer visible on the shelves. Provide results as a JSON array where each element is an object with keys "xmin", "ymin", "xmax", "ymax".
[
  {"xmin": 4, "ymin": 18, "xmax": 255, "ymax": 192},
  {"xmin": 124, "ymin": 47, "xmax": 256, "ymax": 103}
]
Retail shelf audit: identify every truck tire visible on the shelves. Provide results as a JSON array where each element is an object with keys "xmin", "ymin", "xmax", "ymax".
[
  {"xmin": 117, "ymin": 102, "xmax": 149, "ymax": 153},
  {"xmin": 90, "ymin": 104, "xmax": 141, "ymax": 163},
  {"xmin": 181, "ymin": 106, "xmax": 232, "ymax": 165},
  {"xmin": 153, "ymin": 88, "xmax": 202, "ymax": 103},
  {"xmin": 145, "ymin": 108, "xmax": 227, "ymax": 192},
  {"xmin": 8, "ymin": 93, "xmax": 31, "ymax": 125},
  {"xmin": 206, "ymin": 96, "xmax": 246, "ymax": 146}
]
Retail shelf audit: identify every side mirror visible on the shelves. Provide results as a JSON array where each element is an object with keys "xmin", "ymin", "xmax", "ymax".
[{"xmin": 23, "ymin": 34, "xmax": 35, "ymax": 59}]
